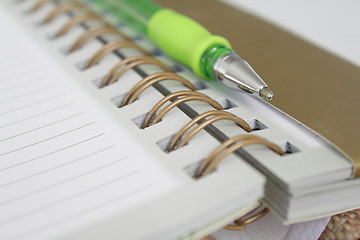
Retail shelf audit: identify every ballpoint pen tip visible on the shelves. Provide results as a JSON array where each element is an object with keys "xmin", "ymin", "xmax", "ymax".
[
  {"xmin": 260, "ymin": 87, "xmax": 274, "ymax": 101},
  {"xmin": 212, "ymin": 53, "xmax": 274, "ymax": 101}
]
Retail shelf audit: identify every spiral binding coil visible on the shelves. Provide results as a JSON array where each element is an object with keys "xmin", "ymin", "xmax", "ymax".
[
  {"xmin": 102, "ymin": 56, "xmax": 173, "ymax": 87},
  {"xmin": 143, "ymin": 91, "xmax": 208, "ymax": 128},
  {"xmin": 24, "ymin": 0, "xmax": 287, "ymax": 231},
  {"xmin": 122, "ymin": 74, "xmax": 197, "ymax": 109},
  {"xmin": 196, "ymin": 135, "xmax": 285, "ymax": 177},
  {"xmin": 70, "ymin": 26, "xmax": 130, "ymax": 52},
  {"xmin": 167, "ymin": 110, "xmax": 252, "ymax": 152},
  {"xmin": 42, "ymin": 2, "xmax": 87, "ymax": 24},
  {"xmin": 84, "ymin": 40, "xmax": 151, "ymax": 69},
  {"xmin": 224, "ymin": 204, "xmax": 270, "ymax": 231},
  {"xmin": 55, "ymin": 12, "xmax": 104, "ymax": 37},
  {"xmin": 28, "ymin": 0, "xmax": 54, "ymax": 12},
  {"xmin": 146, "ymin": 94, "xmax": 224, "ymax": 128},
  {"xmin": 195, "ymin": 135, "xmax": 285, "ymax": 230}
]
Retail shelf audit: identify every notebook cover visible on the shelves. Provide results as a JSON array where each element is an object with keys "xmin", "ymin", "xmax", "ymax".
[{"xmin": 154, "ymin": 0, "xmax": 360, "ymax": 169}]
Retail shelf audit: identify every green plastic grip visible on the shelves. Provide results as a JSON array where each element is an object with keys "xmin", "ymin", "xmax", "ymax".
[{"xmin": 148, "ymin": 9, "xmax": 231, "ymax": 78}]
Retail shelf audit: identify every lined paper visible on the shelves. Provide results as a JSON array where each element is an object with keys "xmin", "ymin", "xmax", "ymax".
[{"xmin": 0, "ymin": 6, "xmax": 174, "ymax": 240}]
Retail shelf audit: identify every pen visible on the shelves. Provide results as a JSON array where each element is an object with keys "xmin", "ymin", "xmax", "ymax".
[{"xmin": 97, "ymin": 0, "xmax": 274, "ymax": 100}]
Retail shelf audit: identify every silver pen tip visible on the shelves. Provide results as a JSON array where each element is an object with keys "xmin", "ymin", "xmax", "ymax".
[
  {"xmin": 213, "ymin": 53, "xmax": 274, "ymax": 101},
  {"xmin": 259, "ymin": 87, "xmax": 274, "ymax": 101}
]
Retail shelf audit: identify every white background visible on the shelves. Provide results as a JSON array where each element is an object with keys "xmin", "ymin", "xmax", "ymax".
[{"xmin": 221, "ymin": 0, "xmax": 360, "ymax": 67}]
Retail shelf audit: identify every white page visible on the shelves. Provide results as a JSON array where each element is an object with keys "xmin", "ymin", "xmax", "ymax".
[
  {"xmin": 0, "ymin": 2, "xmax": 268, "ymax": 240},
  {"xmin": 0, "ymin": 6, "xmax": 177, "ymax": 240}
]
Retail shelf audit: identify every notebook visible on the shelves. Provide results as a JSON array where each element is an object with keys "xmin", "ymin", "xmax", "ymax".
[{"xmin": 0, "ymin": 0, "xmax": 358, "ymax": 239}]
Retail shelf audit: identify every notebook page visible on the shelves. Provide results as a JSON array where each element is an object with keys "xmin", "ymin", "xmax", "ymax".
[
  {"xmin": 0, "ymin": 7, "xmax": 176, "ymax": 240},
  {"xmin": 0, "ymin": 1, "xmax": 274, "ymax": 239}
]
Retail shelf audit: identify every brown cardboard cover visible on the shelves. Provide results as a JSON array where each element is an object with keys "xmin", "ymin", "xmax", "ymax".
[{"xmin": 155, "ymin": 0, "xmax": 360, "ymax": 176}]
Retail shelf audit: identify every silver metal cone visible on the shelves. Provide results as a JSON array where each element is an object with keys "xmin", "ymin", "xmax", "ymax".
[{"xmin": 213, "ymin": 53, "xmax": 274, "ymax": 100}]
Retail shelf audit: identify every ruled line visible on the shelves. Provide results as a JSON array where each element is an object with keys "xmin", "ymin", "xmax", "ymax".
[
  {"xmin": 0, "ymin": 122, "xmax": 95, "ymax": 156},
  {"xmin": 0, "ymin": 157, "xmax": 125, "ymax": 206},
  {"xmin": 0, "ymin": 67, "xmax": 41, "ymax": 81},
  {"xmin": 0, "ymin": 58, "xmax": 31, "ymax": 72},
  {"xmin": 6, "ymin": 184, "xmax": 152, "ymax": 240},
  {"xmin": 0, "ymin": 156, "xmax": 123, "ymax": 206},
  {"xmin": 0, "ymin": 169, "xmax": 141, "ymax": 226},
  {"xmin": 0, "ymin": 93, "xmax": 66, "ymax": 115},
  {"xmin": 0, "ymin": 50, "xmax": 26, "ymax": 62},
  {"xmin": 0, "ymin": 144, "xmax": 117, "ymax": 188},
  {"xmin": 0, "ymin": 133, "xmax": 106, "ymax": 172},
  {"xmin": 0, "ymin": 74, "xmax": 48, "ymax": 93},
  {"xmin": 0, "ymin": 112, "xmax": 85, "ymax": 142},
  {"xmin": 0, "ymin": 84, "xmax": 57, "ymax": 103},
  {"xmin": 0, "ymin": 102, "xmax": 75, "ymax": 128}
]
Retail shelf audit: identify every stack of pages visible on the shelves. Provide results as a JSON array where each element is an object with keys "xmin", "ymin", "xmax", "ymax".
[{"xmin": 0, "ymin": 0, "xmax": 359, "ymax": 239}]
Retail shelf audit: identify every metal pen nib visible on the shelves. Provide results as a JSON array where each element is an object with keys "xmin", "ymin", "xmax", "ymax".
[{"xmin": 213, "ymin": 53, "xmax": 274, "ymax": 101}]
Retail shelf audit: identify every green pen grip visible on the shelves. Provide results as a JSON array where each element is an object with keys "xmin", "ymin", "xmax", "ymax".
[{"xmin": 148, "ymin": 9, "xmax": 231, "ymax": 78}]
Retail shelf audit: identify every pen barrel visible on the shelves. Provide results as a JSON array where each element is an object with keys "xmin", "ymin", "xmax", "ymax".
[
  {"xmin": 91, "ymin": 0, "xmax": 161, "ymax": 33},
  {"xmin": 119, "ymin": 0, "xmax": 161, "ymax": 21},
  {"xmin": 148, "ymin": 9, "xmax": 231, "ymax": 78}
]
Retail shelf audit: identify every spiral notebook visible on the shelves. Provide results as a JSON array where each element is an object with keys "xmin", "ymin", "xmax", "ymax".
[{"xmin": 0, "ymin": 0, "xmax": 359, "ymax": 239}]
